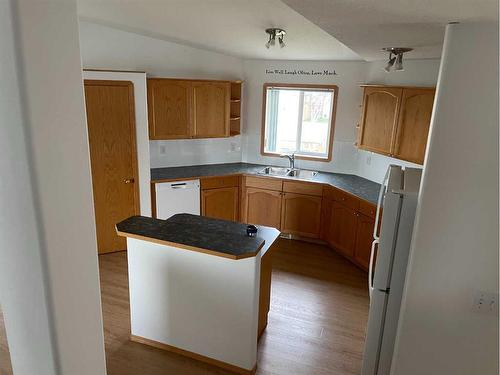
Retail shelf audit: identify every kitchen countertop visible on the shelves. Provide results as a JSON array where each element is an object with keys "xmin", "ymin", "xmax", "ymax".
[
  {"xmin": 151, "ymin": 162, "xmax": 381, "ymax": 205},
  {"xmin": 116, "ymin": 213, "xmax": 280, "ymax": 260}
]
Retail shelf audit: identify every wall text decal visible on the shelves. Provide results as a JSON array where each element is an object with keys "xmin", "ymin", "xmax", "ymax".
[{"xmin": 265, "ymin": 68, "xmax": 338, "ymax": 76}]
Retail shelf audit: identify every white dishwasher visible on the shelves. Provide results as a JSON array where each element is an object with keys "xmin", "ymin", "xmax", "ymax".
[{"xmin": 155, "ymin": 179, "xmax": 200, "ymax": 220}]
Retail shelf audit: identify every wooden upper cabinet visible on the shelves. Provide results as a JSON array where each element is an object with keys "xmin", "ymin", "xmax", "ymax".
[
  {"xmin": 357, "ymin": 85, "xmax": 435, "ymax": 164},
  {"xmin": 193, "ymin": 81, "xmax": 230, "ymax": 138},
  {"xmin": 393, "ymin": 88, "xmax": 435, "ymax": 164},
  {"xmin": 358, "ymin": 87, "xmax": 402, "ymax": 155},
  {"xmin": 147, "ymin": 78, "xmax": 232, "ymax": 140},
  {"xmin": 148, "ymin": 79, "xmax": 192, "ymax": 139},
  {"xmin": 281, "ymin": 193, "xmax": 322, "ymax": 238}
]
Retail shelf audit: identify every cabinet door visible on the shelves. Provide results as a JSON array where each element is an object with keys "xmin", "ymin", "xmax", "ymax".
[
  {"xmin": 192, "ymin": 81, "xmax": 230, "ymax": 138},
  {"xmin": 147, "ymin": 79, "xmax": 192, "ymax": 139},
  {"xmin": 281, "ymin": 193, "xmax": 322, "ymax": 238},
  {"xmin": 320, "ymin": 198, "xmax": 333, "ymax": 242},
  {"xmin": 201, "ymin": 187, "xmax": 239, "ymax": 222},
  {"xmin": 358, "ymin": 87, "xmax": 403, "ymax": 155},
  {"xmin": 354, "ymin": 213, "xmax": 375, "ymax": 270},
  {"xmin": 243, "ymin": 188, "xmax": 282, "ymax": 229},
  {"xmin": 393, "ymin": 88, "xmax": 435, "ymax": 164},
  {"xmin": 327, "ymin": 201, "xmax": 358, "ymax": 257}
]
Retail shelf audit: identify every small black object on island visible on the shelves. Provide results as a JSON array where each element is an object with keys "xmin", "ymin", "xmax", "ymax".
[{"xmin": 246, "ymin": 225, "xmax": 258, "ymax": 237}]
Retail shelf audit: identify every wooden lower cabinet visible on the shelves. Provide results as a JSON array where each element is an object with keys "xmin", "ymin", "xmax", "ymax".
[
  {"xmin": 326, "ymin": 201, "xmax": 358, "ymax": 257},
  {"xmin": 201, "ymin": 187, "xmax": 239, "ymax": 221},
  {"xmin": 322, "ymin": 195, "xmax": 376, "ymax": 271},
  {"xmin": 243, "ymin": 187, "xmax": 282, "ymax": 229},
  {"xmin": 353, "ymin": 213, "xmax": 375, "ymax": 269},
  {"xmin": 281, "ymin": 193, "xmax": 322, "ymax": 238}
]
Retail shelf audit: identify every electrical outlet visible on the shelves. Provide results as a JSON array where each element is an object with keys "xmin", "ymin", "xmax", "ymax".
[
  {"xmin": 229, "ymin": 142, "xmax": 240, "ymax": 152},
  {"xmin": 159, "ymin": 145, "xmax": 167, "ymax": 155},
  {"xmin": 472, "ymin": 291, "xmax": 499, "ymax": 314}
]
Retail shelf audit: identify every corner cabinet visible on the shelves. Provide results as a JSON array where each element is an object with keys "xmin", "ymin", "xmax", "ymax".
[
  {"xmin": 147, "ymin": 78, "xmax": 238, "ymax": 140},
  {"xmin": 357, "ymin": 85, "xmax": 435, "ymax": 165}
]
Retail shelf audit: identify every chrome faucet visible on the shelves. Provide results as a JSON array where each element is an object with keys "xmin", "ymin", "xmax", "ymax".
[{"xmin": 280, "ymin": 153, "xmax": 296, "ymax": 169}]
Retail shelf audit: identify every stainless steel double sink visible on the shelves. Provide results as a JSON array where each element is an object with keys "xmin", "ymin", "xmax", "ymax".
[{"xmin": 258, "ymin": 166, "xmax": 318, "ymax": 179}]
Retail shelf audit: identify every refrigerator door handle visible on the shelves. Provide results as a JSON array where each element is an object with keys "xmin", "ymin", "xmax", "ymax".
[
  {"xmin": 368, "ymin": 239, "xmax": 379, "ymax": 299},
  {"xmin": 373, "ymin": 167, "xmax": 390, "ymax": 241}
]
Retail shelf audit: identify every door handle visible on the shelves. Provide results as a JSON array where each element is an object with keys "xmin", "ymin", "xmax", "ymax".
[
  {"xmin": 123, "ymin": 178, "xmax": 135, "ymax": 184},
  {"xmin": 368, "ymin": 239, "xmax": 379, "ymax": 299}
]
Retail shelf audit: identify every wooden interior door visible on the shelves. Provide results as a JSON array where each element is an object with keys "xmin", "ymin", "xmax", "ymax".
[
  {"xmin": 393, "ymin": 88, "xmax": 435, "ymax": 164},
  {"xmin": 192, "ymin": 81, "xmax": 230, "ymax": 138},
  {"xmin": 353, "ymin": 213, "xmax": 375, "ymax": 270},
  {"xmin": 358, "ymin": 87, "xmax": 402, "ymax": 155},
  {"xmin": 281, "ymin": 193, "xmax": 322, "ymax": 238},
  {"xmin": 147, "ymin": 79, "xmax": 192, "ymax": 139},
  {"xmin": 244, "ymin": 188, "xmax": 282, "ymax": 229},
  {"xmin": 327, "ymin": 201, "xmax": 357, "ymax": 257},
  {"xmin": 201, "ymin": 187, "xmax": 239, "ymax": 221},
  {"xmin": 84, "ymin": 80, "xmax": 139, "ymax": 254}
]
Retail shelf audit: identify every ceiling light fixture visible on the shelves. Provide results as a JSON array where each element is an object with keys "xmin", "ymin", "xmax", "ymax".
[
  {"xmin": 265, "ymin": 28, "xmax": 286, "ymax": 49},
  {"xmin": 382, "ymin": 47, "xmax": 413, "ymax": 72}
]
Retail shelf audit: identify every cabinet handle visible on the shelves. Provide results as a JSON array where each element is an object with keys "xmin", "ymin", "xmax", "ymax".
[{"xmin": 124, "ymin": 178, "xmax": 135, "ymax": 184}]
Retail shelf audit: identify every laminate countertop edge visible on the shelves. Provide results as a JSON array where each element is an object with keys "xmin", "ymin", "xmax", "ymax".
[{"xmin": 116, "ymin": 229, "xmax": 262, "ymax": 260}]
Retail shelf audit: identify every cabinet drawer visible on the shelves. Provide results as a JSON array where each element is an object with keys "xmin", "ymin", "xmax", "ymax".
[
  {"xmin": 332, "ymin": 188, "xmax": 360, "ymax": 210},
  {"xmin": 201, "ymin": 175, "xmax": 239, "ymax": 190},
  {"xmin": 358, "ymin": 199, "xmax": 377, "ymax": 218},
  {"xmin": 244, "ymin": 176, "xmax": 282, "ymax": 191},
  {"xmin": 283, "ymin": 181, "xmax": 323, "ymax": 197}
]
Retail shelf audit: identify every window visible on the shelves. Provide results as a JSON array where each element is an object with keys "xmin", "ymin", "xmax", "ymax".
[{"xmin": 261, "ymin": 83, "xmax": 338, "ymax": 161}]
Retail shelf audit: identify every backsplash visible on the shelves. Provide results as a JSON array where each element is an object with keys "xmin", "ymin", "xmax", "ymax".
[{"xmin": 150, "ymin": 136, "xmax": 243, "ymax": 168}]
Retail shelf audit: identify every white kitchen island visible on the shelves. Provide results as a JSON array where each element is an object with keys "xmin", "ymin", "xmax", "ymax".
[{"xmin": 116, "ymin": 214, "xmax": 280, "ymax": 375}]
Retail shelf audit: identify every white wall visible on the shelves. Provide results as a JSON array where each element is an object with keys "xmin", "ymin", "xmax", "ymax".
[
  {"xmin": 79, "ymin": 21, "xmax": 244, "ymax": 167},
  {"xmin": 0, "ymin": 1, "xmax": 106, "ymax": 374},
  {"xmin": 0, "ymin": 1, "xmax": 58, "ymax": 373},
  {"xmin": 83, "ymin": 71, "xmax": 152, "ymax": 216},
  {"xmin": 392, "ymin": 23, "xmax": 499, "ymax": 375},
  {"xmin": 242, "ymin": 59, "xmax": 366, "ymax": 174}
]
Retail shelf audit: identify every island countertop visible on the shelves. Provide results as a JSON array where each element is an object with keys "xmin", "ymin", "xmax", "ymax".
[
  {"xmin": 150, "ymin": 162, "xmax": 382, "ymax": 205},
  {"xmin": 116, "ymin": 214, "xmax": 280, "ymax": 260}
]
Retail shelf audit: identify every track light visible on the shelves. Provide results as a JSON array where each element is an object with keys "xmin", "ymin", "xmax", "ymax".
[
  {"xmin": 382, "ymin": 47, "xmax": 413, "ymax": 72},
  {"xmin": 265, "ymin": 28, "xmax": 286, "ymax": 49},
  {"xmin": 394, "ymin": 53, "xmax": 404, "ymax": 71},
  {"xmin": 384, "ymin": 53, "xmax": 396, "ymax": 72}
]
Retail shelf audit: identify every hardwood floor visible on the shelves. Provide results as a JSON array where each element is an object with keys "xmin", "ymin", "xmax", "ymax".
[{"xmin": 0, "ymin": 238, "xmax": 369, "ymax": 375}]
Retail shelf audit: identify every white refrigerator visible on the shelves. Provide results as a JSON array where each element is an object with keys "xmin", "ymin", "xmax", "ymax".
[{"xmin": 361, "ymin": 165, "xmax": 422, "ymax": 375}]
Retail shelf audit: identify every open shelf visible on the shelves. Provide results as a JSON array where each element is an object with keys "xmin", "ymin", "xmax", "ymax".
[{"xmin": 229, "ymin": 81, "xmax": 242, "ymax": 137}]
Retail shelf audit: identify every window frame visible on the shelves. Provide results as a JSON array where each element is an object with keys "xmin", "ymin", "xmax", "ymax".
[{"xmin": 260, "ymin": 82, "xmax": 339, "ymax": 162}]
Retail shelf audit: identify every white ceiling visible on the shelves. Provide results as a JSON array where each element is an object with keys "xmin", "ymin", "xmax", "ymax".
[
  {"xmin": 77, "ymin": 0, "xmax": 498, "ymax": 61},
  {"xmin": 77, "ymin": 0, "xmax": 361, "ymax": 61},
  {"xmin": 282, "ymin": 0, "xmax": 499, "ymax": 60}
]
